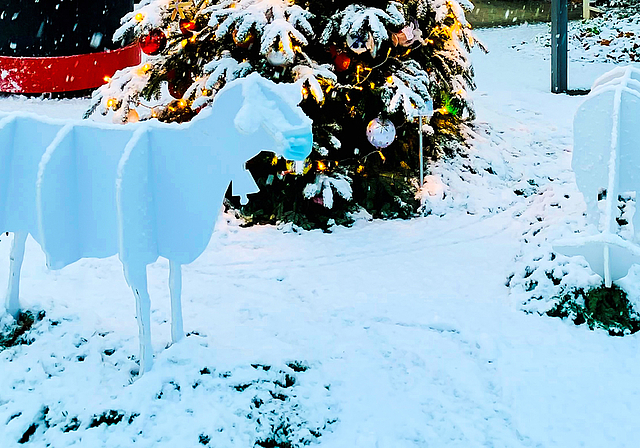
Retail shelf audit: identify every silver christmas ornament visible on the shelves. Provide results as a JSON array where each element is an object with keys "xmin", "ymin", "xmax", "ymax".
[
  {"xmin": 347, "ymin": 32, "xmax": 375, "ymax": 55},
  {"xmin": 266, "ymin": 49, "xmax": 288, "ymax": 67},
  {"xmin": 366, "ymin": 118, "xmax": 396, "ymax": 148}
]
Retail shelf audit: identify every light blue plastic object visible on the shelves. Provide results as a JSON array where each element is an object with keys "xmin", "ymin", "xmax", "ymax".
[
  {"xmin": 554, "ymin": 66, "xmax": 640, "ymax": 287},
  {"xmin": 283, "ymin": 127, "xmax": 314, "ymax": 162}
]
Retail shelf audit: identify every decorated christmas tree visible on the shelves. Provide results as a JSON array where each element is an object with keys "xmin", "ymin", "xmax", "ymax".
[{"xmin": 88, "ymin": 0, "xmax": 479, "ymax": 229}]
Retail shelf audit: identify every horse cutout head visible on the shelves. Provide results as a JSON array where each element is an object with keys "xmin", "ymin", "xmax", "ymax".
[
  {"xmin": 117, "ymin": 73, "xmax": 314, "ymax": 269},
  {"xmin": 2, "ymin": 73, "xmax": 313, "ymax": 373}
]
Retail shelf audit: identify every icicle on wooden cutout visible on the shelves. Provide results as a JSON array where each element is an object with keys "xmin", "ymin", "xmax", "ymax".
[{"xmin": 555, "ymin": 66, "xmax": 640, "ymax": 287}]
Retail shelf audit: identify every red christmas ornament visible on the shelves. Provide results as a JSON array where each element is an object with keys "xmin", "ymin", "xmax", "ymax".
[
  {"xmin": 168, "ymin": 81, "xmax": 188, "ymax": 99},
  {"xmin": 166, "ymin": 69, "xmax": 193, "ymax": 99},
  {"xmin": 334, "ymin": 52, "xmax": 351, "ymax": 72},
  {"xmin": 140, "ymin": 29, "xmax": 167, "ymax": 55},
  {"xmin": 179, "ymin": 19, "xmax": 198, "ymax": 35},
  {"xmin": 232, "ymin": 29, "xmax": 255, "ymax": 49}
]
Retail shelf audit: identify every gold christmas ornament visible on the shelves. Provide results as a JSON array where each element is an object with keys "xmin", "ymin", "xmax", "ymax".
[
  {"xmin": 169, "ymin": 0, "xmax": 195, "ymax": 21},
  {"xmin": 127, "ymin": 109, "xmax": 140, "ymax": 123}
]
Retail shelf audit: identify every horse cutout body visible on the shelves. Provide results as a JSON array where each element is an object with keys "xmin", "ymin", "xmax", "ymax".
[
  {"xmin": 555, "ymin": 66, "xmax": 640, "ymax": 287},
  {"xmin": 0, "ymin": 74, "xmax": 313, "ymax": 373}
]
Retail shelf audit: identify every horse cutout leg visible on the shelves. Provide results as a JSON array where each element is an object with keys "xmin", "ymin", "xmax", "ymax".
[
  {"xmin": 5, "ymin": 231, "xmax": 27, "ymax": 318},
  {"xmin": 123, "ymin": 263, "xmax": 154, "ymax": 374},
  {"xmin": 169, "ymin": 261, "xmax": 184, "ymax": 344}
]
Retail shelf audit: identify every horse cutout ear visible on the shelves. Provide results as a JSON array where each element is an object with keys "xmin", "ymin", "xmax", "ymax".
[{"xmin": 280, "ymin": 78, "xmax": 306, "ymax": 108}]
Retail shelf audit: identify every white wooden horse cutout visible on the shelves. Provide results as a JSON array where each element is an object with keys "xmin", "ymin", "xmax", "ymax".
[
  {"xmin": 0, "ymin": 73, "xmax": 313, "ymax": 373},
  {"xmin": 555, "ymin": 66, "xmax": 640, "ymax": 287}
]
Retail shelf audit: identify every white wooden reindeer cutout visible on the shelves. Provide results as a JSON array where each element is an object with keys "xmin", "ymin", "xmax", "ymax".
[
  {"xmin": 0, "ymin": 73, "xmax": 313, "ymax": 373},
  {"xmin": 555, "ymin": 66, "xmax": 640, "ymax": 287}
]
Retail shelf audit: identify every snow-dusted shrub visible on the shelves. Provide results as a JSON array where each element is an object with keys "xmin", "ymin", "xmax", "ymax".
[
  {"xmin": 547, "ymin": 284, "xmax": 640, "ymax": 335},
  {"xmin": 0, "ymin": 310, "xmax": 45, "ymax": 350}
]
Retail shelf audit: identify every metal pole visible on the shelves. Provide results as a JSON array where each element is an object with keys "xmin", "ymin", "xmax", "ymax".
[
  {"xmin": 551, "ymin": 0, "xmax": 568, "ymax": 93},
  {"xmin": 418, "ymin": 116, "xmax": 424, "ymax": 188}
]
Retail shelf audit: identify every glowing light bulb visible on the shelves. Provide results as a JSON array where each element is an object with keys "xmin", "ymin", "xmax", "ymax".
[
  {"xmin": 135, "ymin": 13, "xmax": 144, "ymax": 22},
  {"xmin": 103, "ymin": 75, "xmax": 112, "ymax": 83},
  {"xmin": 317, "ymin": 161, "xmax": 327, "ymax": 171}
]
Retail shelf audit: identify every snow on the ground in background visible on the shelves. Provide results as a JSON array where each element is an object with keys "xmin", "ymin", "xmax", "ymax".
[
  {"xmin": 0, "ymin": 95, "xmax": 88, "ymax": 120},
  {"xmin": 515, "ymin": 5, "xmax": 640, "ymax": 64},
  {"xmin": 2, "ymin": 23, "xmax": 640, "ymax": 448}
]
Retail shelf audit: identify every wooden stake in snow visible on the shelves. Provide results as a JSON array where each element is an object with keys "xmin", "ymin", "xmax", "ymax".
[{"xmin": 555, "ymin": 66, "xmax": 640, "ymax": 287}]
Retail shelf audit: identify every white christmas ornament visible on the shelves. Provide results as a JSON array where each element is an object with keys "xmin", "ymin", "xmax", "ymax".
[
  {"xmin": 391, "ymin": 21, "xmax": 425, "ymax": 47},
  {"xmin": 366, "ymin": 117, "xmax": 396, "ymax": 148},
  {"xmin": 0, "ymin": 74, "xmax": 313, "ymax": 374}
]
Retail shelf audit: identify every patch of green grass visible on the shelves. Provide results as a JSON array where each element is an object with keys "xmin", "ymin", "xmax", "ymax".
[
  {"xmin": 285, "ymin": 361, "xmax": 308, "ymax": 373},
  {"xmin": 0, "ymin": 310, "xmax": 45, "ymax": 350},
  {"xmin": 256, "ymin": 421, "xmax": 294, "ymax": 448},
  {"xmin": 88, "ymin": 410, "xmax": 125, "ymax": 428},
  {"xmin": 584, "ymin": 25, "xmax": 601, "ymax": 35},
  {"xmin": 548, "ymin": 284, "xmax": 640, "ymax": 335}
]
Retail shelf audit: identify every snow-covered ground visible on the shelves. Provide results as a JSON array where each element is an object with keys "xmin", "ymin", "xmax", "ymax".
[
  {"xmin": 2, "ymin": 23, "xmax": 640, "ymax": 448},
  {"xmin": 527, "ymin": 6, "xmax": 640, "ymax": 64}
]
